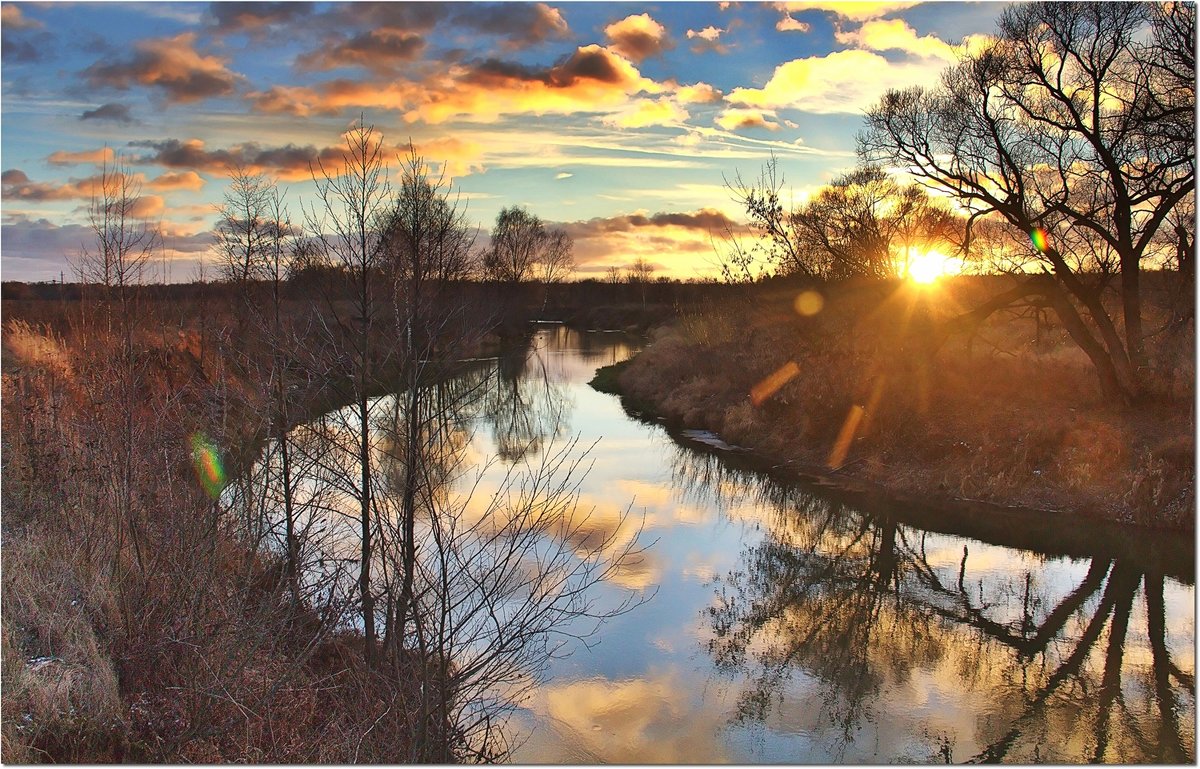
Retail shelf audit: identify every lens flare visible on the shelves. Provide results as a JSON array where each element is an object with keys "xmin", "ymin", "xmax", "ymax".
[
  {"xmin": 750, "ymin": 361, "xmax": 800, "ymax": 407},
  {"xmin": 190, "ymin": 432, "xmax": 227, "ymax": 499},
  {"xmin": 793, "ymin": 290, "xmax": 824, "ymax": 317},
  {"xmin": 1030, "ymin": 227, "xmax": 1051, "ymax": 253}
]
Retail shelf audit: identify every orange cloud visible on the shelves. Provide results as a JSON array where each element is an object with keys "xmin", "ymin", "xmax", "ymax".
[
  {"xmin": 673, "ymin": 81, "xmax": 723, "ymax": 104},
  {"xmin": 2, "ymin": 169, "xmax": 101, "ymax": 201},
  {"xmin": 605, "ymin": 13, "xmax": 673, "ymax": 62},
  {"xmin": 127, "ymin": 194, "xmax": 165, "ymax": 220},
  {"xmin": 410, "ymin": 136, "xmax": 486, "ymax": 178},
  {"xmin": 715, "ymin": 107, "xmax": 782, "ymax": 131},
  {"xmin": 248, "ymin": 46, "xmax": 666, "ymax": 125},
  {"xmin": 47, "ymin": 147, "xmax": 116, "ymax": 166},
  {"xmin": 2, "ymin": 4, "xmax": 41, "ymax": 29},
  {"xmin": 409, "ymin": 45, "xmax": 663, "ymax": 124},
  {"xmin": 147, "ymin": 170, "xmax": 205, "ymax": 192},
  {"xmin": 85, "ymin": 32, "xmax": 240, "ymax": 103}
]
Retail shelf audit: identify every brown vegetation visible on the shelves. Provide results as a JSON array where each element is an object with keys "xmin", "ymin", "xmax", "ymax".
[
  {"xmin": 606, "ymin": 275, "xmax": 1194, "ymax": 529},
  {"xmin": 0, "ymin": 295, "xmax": 465, "ymax": 762}
]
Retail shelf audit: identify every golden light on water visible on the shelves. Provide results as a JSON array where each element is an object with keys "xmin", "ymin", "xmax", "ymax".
[{"xmin": 906, "ymin": 248, "xmax": 960, "ymax": 285}]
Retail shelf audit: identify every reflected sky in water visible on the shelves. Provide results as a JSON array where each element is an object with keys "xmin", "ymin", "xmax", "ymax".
[
  {"xmin": 489, "ymin": 328, "xmax": 1194, "ymax": 764},
  {"xmin": 256, "ymin": 326, "xmax": 1194, "ymax": 763}
]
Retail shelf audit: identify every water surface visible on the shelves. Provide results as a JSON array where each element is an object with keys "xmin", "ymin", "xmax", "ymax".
[{"xmin": 259, "ymin": 327, "xmax": 1196, "ymax": 763}]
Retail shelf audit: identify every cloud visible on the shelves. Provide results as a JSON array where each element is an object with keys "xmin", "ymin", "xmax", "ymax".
[
  {"xmin": 837, "ymin": 18, "xmax": 990, "ymax": 62},
  {"xmin": 127, "ymin": 195, "xmax": 165, "ymax": 219},
  {"xmin": 726, "ymin": 48, "xmax": 949, "ymax": 114},
  {"xmin": 715, "ymin": 107, "xmax": 782, "ymax": 131},
  {"xmin": 688, "ymin": 26, "xmax": 723, "ymax": 42},
  {"xmin": 560, "ymin": 208, "xmax": 742, "ymax": 277},
  {"xmin": 2, "ymin": 4, "xmax": 41, "ymax": 29},
  {"xmin": 248, "ymin": 45, "xmax": 663, "ymax": 125},
  {"xmin": 686, "ymin": 25, "xmax": 730, "ymax": 54},
  {"xmin": 130, "ymin": 138, "xmax": 339, "ymax": 180},
  {"xmin": 673, "ymin": 81, "xmax": 723, "ymax": 104},
  {"xmin": 310, "ymin": 2, "xmax": 568, "ymax": 52},
  {"xmin": 47, "ymin": 148, "xmax": 116, "ymax": 166},
  {"xmin": 129, "ymin": 136, "xmax": 476, "ymax": 182},
  {"xmin": 0, "ymin": 218, "xmax": 92, "ymax": 279},
  {"xmin": 776, "ymin": 13, "xmax": 811, "ymax": 32},
  {"xmin": 208, "ymin": 1, "xmax": 313, "ymax": 33},
  {"xmin": 84, "ymin": 32, "xmax": 241, "ymax": 103},
  {"xmin": 80, "ymin": 102, "xmax": 135, "ymax": 124},
  {"xmin": 774, "ymin": 1, "xmax": 920, "ymax": 22},
  {"xmin": 147, "ymin": 170, "xmax": 205, "ymax": 192},
  {"xmin": 297, "ymin": 28, "xmax": 426, "ymax": 74},
  {"xmin": 410, "ymin": 136, "xmax": 487, "ymax": 178},
  {"xmin": 564, "ymin": 208, "xmax": 739, "ymax": 238},
  {"xmin": 2, "ymin": 169, "xmax": 99, "ymax": 201},
  {"xmin": 411, "ymin": 45, "xmax": 664, "ymax": 124},
  {"xmin": 452, "ymin": 2, "xmax": 570, "ymax": 50},
  {"xmin": 605, "ymin": 97, "xmax": 689, "ymax": 129},
  {"xmin": 245, "ymin": 85, "xmax": 337, "ymax": 118},
  {"xmin": 0, "ymin": 170, "xmax": 173, "ymax": 218},
  {"xmin": 1, "ymin": 3, "xmax": 49, "ymax": 62},
  {"xmin": 604, "ymin": 13, "xmax": 672, "ymax": 62}
]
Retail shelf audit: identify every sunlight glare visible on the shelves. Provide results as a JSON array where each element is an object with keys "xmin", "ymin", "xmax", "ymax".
[{"xmin": 907, "ymin": 248, "xmax": 958, "ymax": 285}]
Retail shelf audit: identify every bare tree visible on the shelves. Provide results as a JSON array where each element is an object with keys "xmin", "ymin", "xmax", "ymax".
[
  {"xmin": 75, "ymin": 152, "xmax": 161, "ymax": 579},
  {"xmin": 306, "ymin": 117, "xmax": 392, "ymax": 666},
  {"xmin": 78, "ymin": 153, "xmax": 157, "ymax": 291},
  {"xmin": 860, "ymin": 2, "xmax": 1195, "ymax": 402},
  {"xmin": 214, "ymin": 166, "xmax": 275, "ymax": 285},
  {"xmin": 791, "ymin": 165, "xmax": 958, "ymax": 280},
  {"xmin": 537, "ymin": 228, "xmax": 575, "ymax": 286},
  {"xmin": 483, "ymin": 205, "xmax": 572, "ymax": 287}
]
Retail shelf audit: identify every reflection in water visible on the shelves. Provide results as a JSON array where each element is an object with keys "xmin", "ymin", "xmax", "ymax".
[
  {"xmin": 683, "ymin": 448, "xmax": 1196, "ymax": 763},
  {"xmin": 238, "ymin": 327, "xmax": 1193, "ymax": 763},
  {"xmin": 480, "ymin": 340, "xmax": 572, "ymax": 462},
  {"xmin": 232, "ymin": 328, "xmax": 648, "ymax": 761}
]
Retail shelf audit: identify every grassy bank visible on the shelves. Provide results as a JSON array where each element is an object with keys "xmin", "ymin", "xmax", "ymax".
[
  {"xmin": 597, "ymin": 276, "xmax": 1194, "ymax": 530},
  {"xmin": 0, "ymin": 293, "xmax": 501, "ymax": 762}
]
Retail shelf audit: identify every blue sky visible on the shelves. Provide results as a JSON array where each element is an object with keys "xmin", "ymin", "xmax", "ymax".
[{"xmin": 1, "ymin": 1, "xmax": 1005, "ymax": 282}]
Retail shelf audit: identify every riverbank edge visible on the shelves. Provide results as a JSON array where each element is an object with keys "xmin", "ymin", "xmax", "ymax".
[{"xmin": 590, "ymin": 356, "xmax": 1195, "ymax": 579}]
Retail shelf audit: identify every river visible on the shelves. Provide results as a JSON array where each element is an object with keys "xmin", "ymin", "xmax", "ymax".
[{"xmin": 246, "ymin": 325, "xmax": 1195, "ymax": 763}]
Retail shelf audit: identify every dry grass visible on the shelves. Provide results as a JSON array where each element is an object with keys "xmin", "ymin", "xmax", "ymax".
[
  {"xmin": 0, "ymin": 300, "xmax": 436, "ymax": 762},
  {"xmin": 616, "ymin": 276, "xmax": 1194, "ymax": 527}
]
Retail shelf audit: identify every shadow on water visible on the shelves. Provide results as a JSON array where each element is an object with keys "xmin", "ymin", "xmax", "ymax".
[{"xmin": 673, "ymin": 448, "xmax": 1195, "ymax": 763}]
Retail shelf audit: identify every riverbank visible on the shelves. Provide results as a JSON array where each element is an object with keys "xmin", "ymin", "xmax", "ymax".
[
  {"xmin": 591, "ymin": 277, "xmax": 1194, "ymax": 531},
  {"xmin": 1, "ymin": 294, "xmax": 507, "ymax": 762}
]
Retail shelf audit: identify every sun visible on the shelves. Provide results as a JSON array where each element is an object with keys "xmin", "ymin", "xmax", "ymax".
[{"xmin": 906, "ymin": 248, "xmax": 959, "ymax": 285}]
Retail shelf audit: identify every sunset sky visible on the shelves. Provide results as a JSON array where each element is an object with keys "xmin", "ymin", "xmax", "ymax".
[{"xmin": 1, "ymin": 1, "xmax": 1004, "ymax": 282}]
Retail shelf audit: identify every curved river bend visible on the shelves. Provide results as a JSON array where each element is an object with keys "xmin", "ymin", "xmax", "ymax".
[{"xmin": 256, "ymin": 327, "xmax": 1195, "ymax": 763}]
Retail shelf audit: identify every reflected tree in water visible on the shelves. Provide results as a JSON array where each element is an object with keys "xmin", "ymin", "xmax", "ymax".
[
  {"xmin": 480, "ymin": 338, "xmax": 571, "ymax": 463},
  {"xmin": 684, "ymin": 450, "xmax": 1195, "ymax": 762},
  {"xmin": 225, "ymin": 141, "xmax": 648, "ymax": 760}
]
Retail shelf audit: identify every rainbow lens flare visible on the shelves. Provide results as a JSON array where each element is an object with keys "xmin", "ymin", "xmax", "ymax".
[
  {"xmin": 1029, "ymin": 227, "xmax": 1051, "ymax": 254},
  {"xmin": 190, "ymin": 432, "xmax": 227, "ymax": 499}
]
